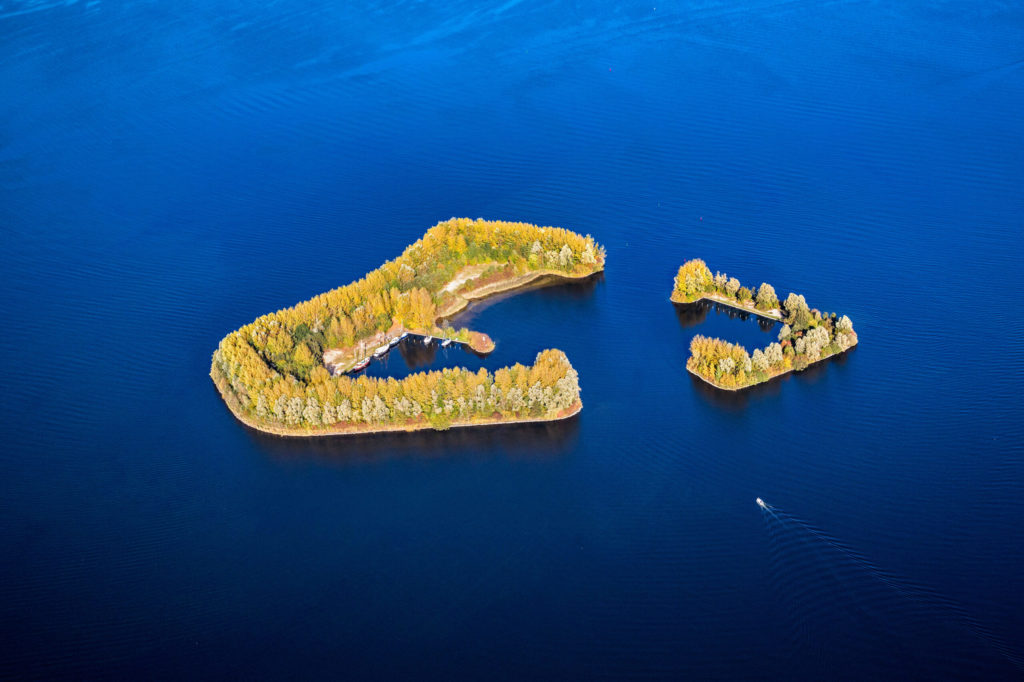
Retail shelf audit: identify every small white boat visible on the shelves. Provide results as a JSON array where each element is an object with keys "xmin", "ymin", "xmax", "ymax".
[
  {"xmin": 399, "ymin": 332, "xmax": 409, "ymax": 341},
  {"xmin": 441, "ymin": 338, "xmax": 452, "ymax": 347},
  {"xmin": 756, "ymin": 497, "xmax": 766, "ymax": 509},
  {"xmin": 351, "ymin": 358, "xmax": 370, "ymax": 372},
  {"xmin": 373, "ymin": 345, "xmax": 389, "ymax": 357},
  {"xmin": 423, "ymin": 335, "xmax": 433, "ymax": 345},
  {"xmin": 389, "ymin": 337, "xmax": 400, "ymax": 347}
]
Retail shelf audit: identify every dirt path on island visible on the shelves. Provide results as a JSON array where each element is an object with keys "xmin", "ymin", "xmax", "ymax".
[{"xmin": 442, "ymin": 263, "xmax": 498, "ymax": 295}]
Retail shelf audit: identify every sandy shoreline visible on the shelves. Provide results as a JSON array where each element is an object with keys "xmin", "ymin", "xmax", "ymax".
[{"xmin": 438, "ymin": 267, "xmax": 600, "ymax": 318}]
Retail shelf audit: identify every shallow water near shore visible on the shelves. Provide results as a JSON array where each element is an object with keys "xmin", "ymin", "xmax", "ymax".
[{"xmin": 2, "ymin": 0, "xmax": 1023, "ymax": 678}]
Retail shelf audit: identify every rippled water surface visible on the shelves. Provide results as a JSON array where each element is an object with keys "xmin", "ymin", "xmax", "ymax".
[{"xmin": 2, "ymin": 1, "xmax": 1023, "ymax": 678}]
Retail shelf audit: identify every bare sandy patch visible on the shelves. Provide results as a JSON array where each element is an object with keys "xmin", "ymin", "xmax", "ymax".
[{"xmin": 443, "ymin": 263, "xmax": 497, "ymax": 294}]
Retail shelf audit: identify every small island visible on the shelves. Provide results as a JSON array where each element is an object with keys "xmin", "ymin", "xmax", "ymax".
[
  {"xmin": 211, "ymin": 218, "xmax": 605, "ymax": 436},
  {"xmin": 671, "ymin": 259, "xmax": 858, "ymax": 390}
]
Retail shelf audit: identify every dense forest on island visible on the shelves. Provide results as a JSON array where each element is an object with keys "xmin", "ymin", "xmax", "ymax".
[
  {"xmin": 211, "ymin": 218, "xmax": 604, "ymax": 434},
  {"xmin": 672, "ymin": 259, "xmax": 857, "ymax": 390}
]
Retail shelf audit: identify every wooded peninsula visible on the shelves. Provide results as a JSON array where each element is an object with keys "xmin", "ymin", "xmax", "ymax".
[
  {"xmin": 672, "ymin": 259, "xmax": 858, "ymax": 390},
  {"xmin": 211, "ymin": 218, "xmax": 605, "ymax": 436}
]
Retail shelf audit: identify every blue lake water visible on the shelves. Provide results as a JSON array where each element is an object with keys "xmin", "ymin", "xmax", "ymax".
[{"xmin": 2, "ymin": 1, "xmax": 1023, "ymax": 678}]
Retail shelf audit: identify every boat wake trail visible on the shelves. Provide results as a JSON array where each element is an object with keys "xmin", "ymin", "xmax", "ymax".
[{"xmin": 757, "ymin": 498, "xmax": 1023, "ymax": 680}]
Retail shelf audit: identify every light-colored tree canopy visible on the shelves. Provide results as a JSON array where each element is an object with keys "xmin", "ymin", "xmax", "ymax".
[
  {"xmin": 672, "ymin": 259, "xmax": 714, "ymax": 300},
  {"xmin": 756, "ymin": 282, "xmax": 778, "ymax": 310}
]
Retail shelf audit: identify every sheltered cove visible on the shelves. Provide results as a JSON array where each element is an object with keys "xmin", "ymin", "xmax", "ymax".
[
  {"xmin": 211, "ymin": 218, "xmax": 604, "ymax": 437},
  {"xmin": 672, "ymin": 259, "xmax": 858, "ymax": 391},
  {"xmin": 321, "ymin": 265, "xmax": 598, "ymax": 376}
]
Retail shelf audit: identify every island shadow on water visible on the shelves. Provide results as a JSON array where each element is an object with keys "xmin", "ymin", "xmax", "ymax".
[
  {"xmin": 247, "ymin": 413, "xmax": 582, "ymax": 466},
  {"xmin": 674, "ymin": 299, "xmax": 779, "ymax": 333}
]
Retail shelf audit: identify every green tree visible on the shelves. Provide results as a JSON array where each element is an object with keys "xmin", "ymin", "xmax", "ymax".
[
  {"xmin": 756, "ymin": 283, "xmax": 778, "ymax": 310},
  {"xmin": 752, "ymin": 348, "xmax": 769, "ymax": 373},
  {"xmin": 784, "ymin": 293, "xmax": 813, "ymax": 331}
]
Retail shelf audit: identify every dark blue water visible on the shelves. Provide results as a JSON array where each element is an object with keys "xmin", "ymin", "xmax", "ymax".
[{"xmin": 2, "ymin": 1, "xmax": 1023, "ymax": 678}]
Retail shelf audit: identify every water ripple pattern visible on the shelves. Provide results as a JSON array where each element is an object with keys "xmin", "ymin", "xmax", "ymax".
[{"xmin": 1, "ymin": 0, "xmax": 1022, "ymax": 678}]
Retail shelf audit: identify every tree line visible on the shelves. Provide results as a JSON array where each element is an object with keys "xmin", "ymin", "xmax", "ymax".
[
  {"xmin": 213, "ymin": 347, "xmax": 581, "ymax": 432},
  {"xmin": 672, "ymin": 258, "xmax": 781, "ymax": 312}
]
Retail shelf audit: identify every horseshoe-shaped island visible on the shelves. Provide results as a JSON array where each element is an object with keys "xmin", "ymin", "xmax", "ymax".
[
  {"xmin": 672, "ymin": 259, "xmax": 858, "ymax": 390},
  {"xmin": 211, "ymin": 218, "xmax": 605, "ymax": 436}
]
